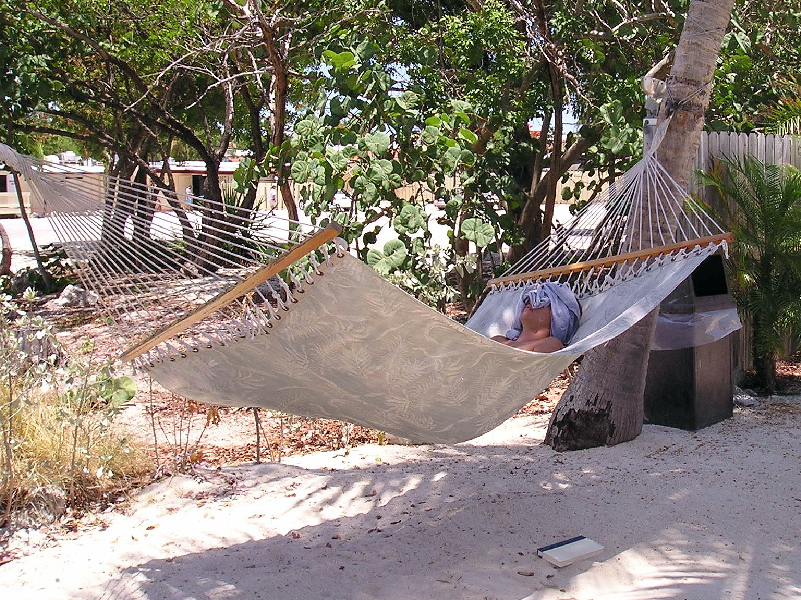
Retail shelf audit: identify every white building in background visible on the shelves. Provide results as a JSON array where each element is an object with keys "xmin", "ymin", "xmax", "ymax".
[
  {"xmin": 153, "ymin": 160, "xmax": 282, "ymax": 211},
  {"xmin": 0, "ymin": 156, "xmax": 106, "ymax": 217},
  {"xmin": 0, "ymin": 169, "xmax": 25, "ymax": 216}
]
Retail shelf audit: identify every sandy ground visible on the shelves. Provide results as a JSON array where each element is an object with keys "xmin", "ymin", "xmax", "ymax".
[{"xmin": 2, "ymin": 396, "xmax": 800, "ymax": 600}]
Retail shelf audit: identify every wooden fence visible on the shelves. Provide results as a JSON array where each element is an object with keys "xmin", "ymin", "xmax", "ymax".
[{"xmin": 692, "ymin": 131, "xmax": 801, "ymax": 189}]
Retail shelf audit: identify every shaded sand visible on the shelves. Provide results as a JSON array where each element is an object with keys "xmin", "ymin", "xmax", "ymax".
[{"xmin": 3, "ymin": 398, "xmax": 800, "ymax": 600}]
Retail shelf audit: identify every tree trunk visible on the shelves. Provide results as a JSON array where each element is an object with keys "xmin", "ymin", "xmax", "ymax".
[
  {"xmin": 509, "ymin": 133, "xmax": 593, "ymax": 264},
  {"xmin": 268, "ymin": 34, "xmax": 300, "ymax": 222},
  {"xmin": 545, "ymin": 0, "xmax": 736, "ymax": 450},
  {"xmin": 540, "ymin": 67, "xmax": 564, "ymax": 242},
  {"xmin": 131, "ymin": 166, "xmax": 157, "ymax": 263},
  {"xmin": 545, "ymin": 311, "xmax": 658, "ymax": 450},
  {"xmin": 751, "ymin": 315, "xmax": 778, "ymax": 392},
  {"xmin": 12, "ymin": 171, "xmax": 53, "ymax": 289},
  {"xmin": 0, "ymin": 222, "xmax": 12, "ymax": 276}
]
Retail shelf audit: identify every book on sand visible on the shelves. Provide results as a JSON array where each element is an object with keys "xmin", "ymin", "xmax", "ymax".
[{"xmin": 536, "ymin": 536, "xmax": 605, "ymax": 568}]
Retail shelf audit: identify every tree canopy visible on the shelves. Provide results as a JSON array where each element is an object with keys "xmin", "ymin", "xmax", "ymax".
[
  {"xmin": 2, "ymin": 0, "xmax": 792, "ymax": 310},
  {"xmin": 709, "ymin": 0, "xmax": 801, "ymax": 131}
]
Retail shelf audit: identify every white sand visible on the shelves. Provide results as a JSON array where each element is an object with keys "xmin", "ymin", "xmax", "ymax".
[{"xmin": 3, "ymin": 398, "xmax": 800, "ymax": 600}]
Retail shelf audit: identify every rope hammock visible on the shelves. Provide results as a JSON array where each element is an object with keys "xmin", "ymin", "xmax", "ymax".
[{"xmin": 0, "ymin": 123, "xmax": 733, "ymax": 443}]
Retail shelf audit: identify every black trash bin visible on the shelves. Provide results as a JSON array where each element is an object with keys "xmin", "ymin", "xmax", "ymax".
[{"xmin": 643, "ymin": 254, "xmax": 739, "ymax": 430}]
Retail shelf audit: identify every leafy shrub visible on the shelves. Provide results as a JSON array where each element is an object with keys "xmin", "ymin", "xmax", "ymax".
[{"xmin": 700, "ymin": 156, "xmax": 801, "ymax": 391}]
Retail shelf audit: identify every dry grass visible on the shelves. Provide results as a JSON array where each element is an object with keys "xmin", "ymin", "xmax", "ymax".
[
  {"xmin": 2, "ymin": 387, "xmax": 154, "ymax": 528},
  {"xmin": 1, "ymin": 295, "xmax": 154, "ymax": 528},
  {"xmin": 12, "ymin": 394, "xmax": 151, "ymax": 502}
]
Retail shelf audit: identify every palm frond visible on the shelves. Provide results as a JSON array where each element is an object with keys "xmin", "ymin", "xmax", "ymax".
[{"xmin": 766, "ymin": 95, "xmax": 801, "ymax": 136}]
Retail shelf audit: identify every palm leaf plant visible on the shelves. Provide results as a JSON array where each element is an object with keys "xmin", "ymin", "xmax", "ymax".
[
  {"xmin": 767, "ymin": 92, "xmax": 801, "ymax": 136},
  {"xmin": 699, "ymin": 155, "xmax": 801, "ymax": 391}
]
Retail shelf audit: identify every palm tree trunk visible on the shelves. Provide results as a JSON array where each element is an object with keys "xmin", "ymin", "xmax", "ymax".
[
  {"xmin": 545, "ymin": 311, "xmax": 658, "ymax": 450},
  {"xmin": 751, "ymin": 315, "xmax": 778, "ymax": 392},
  {"xmin": 545, "ymin": 0, "xmax": 736, "ymax": 450}
]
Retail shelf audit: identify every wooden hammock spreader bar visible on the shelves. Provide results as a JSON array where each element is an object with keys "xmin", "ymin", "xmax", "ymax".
[
  {"xmin": 120, "ymin": 224, "xmax": 342, "ymax": 362},
  {"xmin": 487, "ymin": 232, "xmax": 733, "ymax": 289}
]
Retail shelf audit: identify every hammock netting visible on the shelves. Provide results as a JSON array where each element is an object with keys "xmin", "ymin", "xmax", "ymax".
[{"xmin": 0, "ymin": 127, "xmax": 735, "ymax": 443}]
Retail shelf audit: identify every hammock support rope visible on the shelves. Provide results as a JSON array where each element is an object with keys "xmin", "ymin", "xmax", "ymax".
[
  {"xmin": 119, "ymin": 223, "xmax": 342, "ymax": 362},
  {"xmin": 467, "ymin": 118, "xmax": 732, "ymax": 330},
  {"xmin": 488, "ymin": 232, "xmax": 733, "ymax": 288},
  {"xmin": 0, "ymin": 143, "xmax": 345, "ymax": 368}
]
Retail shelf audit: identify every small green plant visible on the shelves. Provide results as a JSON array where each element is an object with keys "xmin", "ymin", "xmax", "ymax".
[{"xmin": 0, "ymin": 293, "xmax": 151, "ymax": 527}]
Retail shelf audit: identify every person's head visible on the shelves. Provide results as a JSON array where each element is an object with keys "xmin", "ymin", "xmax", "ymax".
[{"xmin": 520, "ymin": 296, "xmax": 553, "ymax": 334}]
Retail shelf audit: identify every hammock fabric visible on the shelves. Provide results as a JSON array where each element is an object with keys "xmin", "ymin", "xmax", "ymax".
[{"xmin": 0, "ymin": 126, "xmax": 735, "ymax": 443}]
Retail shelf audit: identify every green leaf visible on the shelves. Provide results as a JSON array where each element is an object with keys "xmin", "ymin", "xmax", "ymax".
[
  {"xmin": 374, "ymin": 158, "xmax": 393, "ymax": 174},
  {"xmin": 294, "ymin": 117, "xmax": 321, "ymax": 137},
  {"xmin": 394, "ymin": 204, "xmax": 425, "ymax": 235},
  {"xmin": 445, "ymin": 199, "xmax": 462, "ymax": 219},
  {"xmin": 354, "ymin": 39, "xmax": 377, "ymax": 61},
  {"xmin": 366, "ymin": 239, "xmax": 408, "ymax": 275},
  {"xmin": 361, "ymin": 181, "xmax": 379, "ymax": 204},
  {"xmin": 599, "ymin": 101, "xmax": 624, "ymax": 126},
  {"xmin": 421, "ymin": 125, "xmax": 440, "ymax": 145},
  {"xmin": 362, "ymin": 230, "xmax": 379, "ymax": 245},
  {"xmin": 366, "ymin": 163, "xmax": 389, "ymax": 186},
  {"xmin": 323, "ymin": 50, "xmax": 357, "ymax": 71},
  {"xmin": 375, "ymin": 71, "xmax": 392, "ymax": 92},
  {"xmin": 459, "ymin": 148, "xmax": 475, "ymax": 166},
  {"xmin": 312, "ymin": 162, "xmax": 330, "ymax": 186},
  {"xmin": 362, "ymin": 132, "xmax": 391, "ymax": 154},
  {"xmin": 397, "ymin": 91, "xmax": 420, "ymax": 111},
  {"xmin": 330, "ymin": 96, "xmax": 347, "ymax": 119},
  {"xmin": 450, "ymin": 99, "xmax": 472, "ymax": 113},
  {"xmin": 291, "ymin": 159, "xmax": 312, "ymax": 182},
  {"xmin": 327, "ymin": 149, "xmax": 350, "ymax": 172},
  {"xmin": 458, "ymin": 128, "xmax": 478, "ymax": 145},
  {"xmin": 108, "ymin": 376, "xmax": 136, "ymax": 405},
  {"xmin": 443, "ymin": 145, "xmax": 465, "ymax": 171},
  {"xmin": 232, "ymin": 158, "xmax": 256, "ymax": 193},
  {"xmin": 461, "ymin": 218, "xmax": 495, "ymax": 247}
]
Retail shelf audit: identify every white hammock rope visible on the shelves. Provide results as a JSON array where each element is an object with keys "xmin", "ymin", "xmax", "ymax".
[
  {"xmin": 463, "ymin": 121, "xmax": 733, "ymax": 360},
  {"xmin": 0, "ymin": 144, "xmax": 342, "ymax": 368},
  {"xmin": 479, "ymin": 135, "xmax": 729, "ymax": 311}
]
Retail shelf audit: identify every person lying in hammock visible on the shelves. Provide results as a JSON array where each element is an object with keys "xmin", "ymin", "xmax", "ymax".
[{"xmin": 491, "ymin": 282, "xmax": 581, "ymax": 353}]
